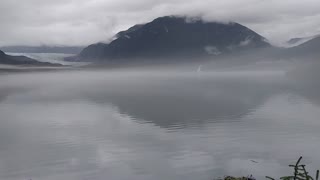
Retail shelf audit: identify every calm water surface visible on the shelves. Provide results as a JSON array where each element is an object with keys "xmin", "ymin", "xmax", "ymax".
[{"xmin": 0, "ymin": 66, "xmax": 320, "ymax": 180}]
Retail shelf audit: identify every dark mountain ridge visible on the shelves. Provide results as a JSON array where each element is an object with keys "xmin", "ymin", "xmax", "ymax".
[
  {"xmin": 286, "ymin": 34, "xmax": 320, "ymax": 47},
  {"xmin": 280, "ymin": 36, "xmax": 320, "ymax": 59},
  {"xmin": 0, "ymin": 49, "xmax": 61, "ymax": 66},
  {"xmin": 289, "ymin": 36, "xmax": 320, "ymax": 53},
  {"xmin": 70, "ymin": 16, "xmax": 271, "ymax": 62}
]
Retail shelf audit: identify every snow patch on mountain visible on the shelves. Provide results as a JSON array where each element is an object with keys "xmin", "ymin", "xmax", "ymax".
[
  {"xmin": 164, "ymin": 26, "xmax": 169, "ymax": 33},
  {"xmin": 204, "ymin": 46, "xmax": 221, "ymax": 55},
  {"xmin": 239, "ymin": 37, "xmax": 253, "ymax": 47}
]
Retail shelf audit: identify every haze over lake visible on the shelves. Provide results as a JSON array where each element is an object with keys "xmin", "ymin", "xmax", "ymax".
[
  {"xmin": 1, "ymin": 0, "xmax": 320, "ymax": 179},
  {"xmin": 1, "ymin": 57, "xmax": 320, "ymax": 180}
]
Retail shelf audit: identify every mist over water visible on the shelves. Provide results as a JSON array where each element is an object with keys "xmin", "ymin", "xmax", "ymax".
[{"xmin": 0, "ymin": 59, "xmax": 320, "ymax": 180}]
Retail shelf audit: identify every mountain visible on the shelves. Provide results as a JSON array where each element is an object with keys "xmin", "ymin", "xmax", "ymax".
[
  {"xmin": 286, "ymin": 34, "xmax": 320, "ymax": 47},
  {"xmin": 1, "ymin": 46, "xmax": 84, "ymax": 54},
  {"xmin": 290, "ymin": 36, "xmax": 320, "ymax": 52},
  {"xmin": 285, "ymin": 36, "xmax": 320, "ymax": 59},
  {"xmin": 71, "ymin": 16, "xmax": 270, "ymax": 62},
  {"xmin": 0, "ymin": 49, "xmax": 61, "ymax": 66}
]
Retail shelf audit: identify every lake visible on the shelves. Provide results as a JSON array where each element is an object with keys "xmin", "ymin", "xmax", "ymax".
[{"xmin": 0, "ymin": 59, "xmax": 320, "ymax": 180}]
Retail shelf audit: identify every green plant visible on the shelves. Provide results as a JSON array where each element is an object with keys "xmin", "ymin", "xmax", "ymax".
[{"xmin": 266, "ymin": 157, "xmax": 319, "ymax": 180}]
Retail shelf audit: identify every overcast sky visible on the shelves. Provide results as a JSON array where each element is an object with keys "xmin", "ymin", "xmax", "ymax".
[{"xmin": 0, "ymin": 0, "xmax": 320, "ymax": 47}]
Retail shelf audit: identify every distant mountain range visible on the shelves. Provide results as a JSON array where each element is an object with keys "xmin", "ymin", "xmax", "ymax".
[
  {"xmin": 68, "ymin": 16, "xmax": 271, "ymax": 62},
  {"xmin": 286, "ymin": 34, "xmax": 320, "ymax": 47},
  {"xmin": 1, "ymin": 46, "xmax": 84, "ymax": 54},
  {"xmin": 0, "ymin": 50, "xmax": 61, "ymax": 66},
  {"xmin": 223, "ymin": 35, "xmax": 320, "ymax": 62},
  {"xmin": 2, "ymin": 16, "xmax": 319, "ymax": 66},
  {"xmin": 285, "ymin": 36, "xmax": 320, "ymax": 58}
]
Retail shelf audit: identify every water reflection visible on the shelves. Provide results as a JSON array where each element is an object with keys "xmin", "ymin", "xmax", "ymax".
[
  {"xmin": 0, "ymin": 69, "xmax": 319, "ymax": 180},
  {"xmin": 96, "ymin": 77, "xmax": 286, "ymax": 128}
]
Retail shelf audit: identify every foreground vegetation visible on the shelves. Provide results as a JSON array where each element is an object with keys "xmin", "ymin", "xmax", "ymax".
[{"xmin": 219, "ymin": 157, "xmax": 319, "ymax": 180}]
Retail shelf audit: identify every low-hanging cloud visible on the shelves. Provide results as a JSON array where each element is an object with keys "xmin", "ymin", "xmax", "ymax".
[{"xmin": 0, "ymin": 0, "xmax": 320, "ymax": 46}]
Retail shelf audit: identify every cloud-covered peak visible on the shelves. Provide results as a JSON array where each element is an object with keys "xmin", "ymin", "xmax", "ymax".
[{"xmin": 0, "ymin": 0, "xmax": 319, "ymax": 46}]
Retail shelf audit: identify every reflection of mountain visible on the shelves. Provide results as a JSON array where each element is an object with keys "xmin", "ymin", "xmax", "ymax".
[
  {"xmin": 87, "ymin": 77, "xmax": 285, "ymax": 128},
  {"xmin": 70, "ymin": 16, "xmax": 270, "ymax": 62}
]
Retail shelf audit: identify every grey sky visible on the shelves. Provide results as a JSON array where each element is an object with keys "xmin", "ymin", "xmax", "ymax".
[{"xmin": 0, "ymin": 0, "xmax": 319, "ymax": 46}]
